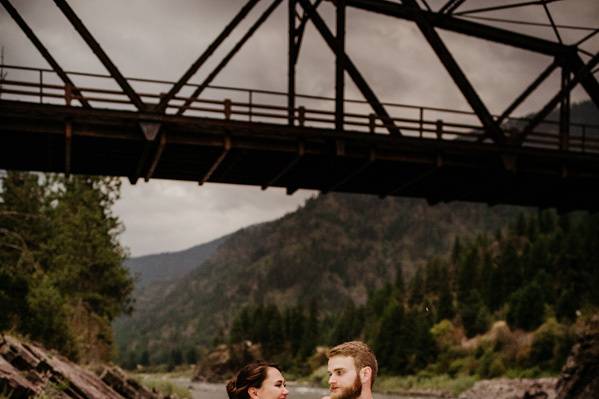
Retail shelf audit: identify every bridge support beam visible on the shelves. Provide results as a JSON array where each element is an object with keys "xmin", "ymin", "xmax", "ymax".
[
  {"xmin": 288, "ymin": 0, "xmax": 297, "ymax": 126},
  {"xmin": 560, "ymin": 64, "xmax": 571, "ymax": 151},
  {"xmin": 262, "ymin": 141, "xmax": 305, "ymax": 190},
  {"xmin": 130, "ymin": 122, "xmax": 162, "ymax": 185},
  {"xmin": 335, "ymin": 0, "xmax": 345, "ymax": 132},
  {"xmin": 402, "ymin": 0, "xmax": 505, "ymax": 145},
  {"xmin": 520, "ymin": 52, "xmax": 599, "ymax": 145},
  {"xmin": 64, "ymin": 121, "xmax": 72, "ymax": 176},
  {"xmin": 298, "ymin": 0, "xmax": 400, "ymax": 136},
  {"xmin": 177, "ymin": 0, "xmax": 283, "ymax": 116},
  {"xmin": 199, "ymin": 136, "xmax": 231, "ymax": 185},
  {"xmin": 324, "ymin": 148, "xmax": 375, "ymax": 194},
  {"xmin": 0, "ymin": 0, "xmax": 91, "ymax": 109},
  {"xmin": 145, "ymin": 133, "xmax": 167, "ymax": 182},
  {"xmin": 496, "ymin": 59, "xmax": 559, "ymax": 127},
  {"xmin": 155, "ymin": 0, "xmax": 260, "ymax": 113},
  {"xmin": 53, "ymin": 0, "xmax": 145, "ymax": 110}
]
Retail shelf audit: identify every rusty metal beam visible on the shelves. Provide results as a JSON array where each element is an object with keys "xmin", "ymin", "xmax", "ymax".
[
  {"xmin": 262, "ymin": 141, "xmax": 305, "ymax": 190},
  {"xmin": 402, "ymin": 0, "xmax": 505, "ymax": 144},
  {"xmin": 288, "ymin": 0, "xmax": 297, "ymax": 126},
  {"xmin": 177, "ymin": 0, "xmax": 283, "ymax": 116},
  {"xmin": 559, "ymin": 65, "xmax": 570, "ymax": 150},
  {"xmin": 200, "ymin": 136, "xmax": 232, "ymax": 185},
  {"xmin": 287, "ymin": 0, "xmax": 323, "ymax": 126},
  {"xmin": 496, "ymin": 59, "xmax": 559, "ymax": 126},
  {"xmin": 384, "ymin": 168, "xmax": 436, "ymax": 198},
  {"xmin": 520, "ymin": 52, "xmax": 599, "ymax": 144},
  {"xmin": 155, "ymin": 0, "xmax": 260, "ymax": 113},
  {"xmin": 325, "ymin": 148, "xmax": 374, "ymax": 193},
  {"xmin": 64, "ymin": 121, "xmax": 72, "ymax": 175},
  {"xmin": 294, "ymin": 0, "xmax": 323, "ymax": 60},
  {"xmin": 130, "ymin": 122, "xmax": 161, "ymax": 184},
  {"xmin": 335, "ymin": 0, "xmax": 345, "ymax": 132},
  {"xmin": 346, "ymin": 0, "xmax": 566, "ymax": 57},
  {"xmin": 455, "ymin": 0, "xmax": 563, "ymax": 16},
  {"xmin": 52, "ymin": 0, "xmax": 145, "ymax": 110},
  {"xmin": 439, "ymin": 0, "xmax": 465, "ymax": 14},
  {"xmin": 570, "ymin": 53, "xmax": 599, "ymax": 109},
  {"xmin": 145, "ymin": 133, "xmax": 167, "ymax": 182},
  {"xmin": 298, "ymin": 0, "xmax": 400, "ymax": 136},
  {"xmin": 1, "ymin": 0, "xmax": 91, "ymax": 108}
]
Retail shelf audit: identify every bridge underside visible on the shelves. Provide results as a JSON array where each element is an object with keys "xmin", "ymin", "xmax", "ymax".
[{"xmin": 1, "ymin": 99, "xmax": 598, "ymax": 211}]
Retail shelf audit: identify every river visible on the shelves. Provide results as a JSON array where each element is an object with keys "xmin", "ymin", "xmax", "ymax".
[{"xmin": 170, "ymin": 379, "xmax": 432, "ymax": 399}]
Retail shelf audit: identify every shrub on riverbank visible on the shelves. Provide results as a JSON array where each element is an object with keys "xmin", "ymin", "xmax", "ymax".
[
  {"xmin": 377, "ymin": 373, "xmax": 478, "ymax": 396},
  {"xmin": 135, "ymin": 374, "xmax": 192, "ymax": 399}
]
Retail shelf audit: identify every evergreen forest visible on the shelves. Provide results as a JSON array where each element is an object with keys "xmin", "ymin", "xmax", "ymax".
[
  {"xmin": 223, "ymin": 209, "xmax": 598, "ymax": 378},
  {"xmin": 0, "ymin": 171, "xmax": 134, "ymax": 362}
]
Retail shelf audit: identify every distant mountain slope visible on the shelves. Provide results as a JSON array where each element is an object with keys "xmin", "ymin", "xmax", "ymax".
[
  {"xmin": 114, "ymin": 193, "xmax": 528, "ymax": 363},
  {"xmin": 124, "ymin": 236, "xmax": 228, "ymax": 288}
]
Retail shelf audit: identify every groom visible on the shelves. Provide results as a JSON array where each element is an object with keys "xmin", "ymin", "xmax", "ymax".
[{"xmin": 325, "ymin": 341, "xmax": 378, "ymax": 399}]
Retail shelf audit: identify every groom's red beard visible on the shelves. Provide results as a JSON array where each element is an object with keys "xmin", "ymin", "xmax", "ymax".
[{"xmin": 331, "ymin": 375, "xmax": 362, "ymax": 399}]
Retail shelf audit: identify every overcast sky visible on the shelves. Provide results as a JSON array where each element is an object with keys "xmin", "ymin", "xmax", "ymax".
[{"xmin": 1, "ymin": 0, "xmax": 598, "ymax": 256}]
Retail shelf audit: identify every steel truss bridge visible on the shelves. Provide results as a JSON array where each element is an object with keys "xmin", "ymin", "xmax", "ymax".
[{"xmin": 1, "ymin": 0, "xmax": 599, "ymax": 210}]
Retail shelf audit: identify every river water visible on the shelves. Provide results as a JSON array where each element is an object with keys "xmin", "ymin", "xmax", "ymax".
[{"xmin": 172, "ymin": 380, "xmax": 427, "ymax": 399}]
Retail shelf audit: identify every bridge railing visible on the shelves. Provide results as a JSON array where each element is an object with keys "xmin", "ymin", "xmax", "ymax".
[{"xmin": 1, "ymin": 64, "xmax": 598, "ymax": 154}]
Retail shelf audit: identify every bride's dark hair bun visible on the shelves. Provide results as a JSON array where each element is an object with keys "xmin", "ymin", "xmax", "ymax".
[{"xmin": 226, "ymin": 361, "xmax": 278, "ymax": 399}]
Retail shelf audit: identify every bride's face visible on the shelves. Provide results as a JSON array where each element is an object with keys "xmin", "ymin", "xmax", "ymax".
[{"xmin": 251, "ymin": 367, "xmax": 289, "ymax": 399}]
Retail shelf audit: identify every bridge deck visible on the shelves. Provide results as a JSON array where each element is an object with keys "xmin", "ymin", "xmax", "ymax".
[{"xmin": 2, "ymin": 98, "xmax": 598, "ymax": 211}]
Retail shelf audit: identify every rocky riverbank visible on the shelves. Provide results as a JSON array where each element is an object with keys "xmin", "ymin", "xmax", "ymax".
[
  {"xmin": 457, "ymin": 378, "xmax": 557, "ymax": 399},
  {"xmin": 0, "ymin": 334, "xmax": 173, "ymax": 398}
]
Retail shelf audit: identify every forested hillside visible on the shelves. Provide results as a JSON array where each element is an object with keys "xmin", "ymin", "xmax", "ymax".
[
  {"xmin": 115, "ymin": 193, "xmax": 526, "ymax": 367},
  {"xmin": 226, "ymin": 210, "xmax": 598, "ymax": 376}
]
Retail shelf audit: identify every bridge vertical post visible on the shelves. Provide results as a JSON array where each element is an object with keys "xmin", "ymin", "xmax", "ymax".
[
  {"xmin": 39, "ymin": 70, "xmax": 43, "ymax": 104},
  {"xmin": 224, "ymin": 99, "xmax": 232, "ymax": 120},
  {"xmin": 288, "ymin": 0, "xmax": 297, "ymax": 126},
  {"xmin": 436, "ymin": 119, "xmax": 443, "ymax": 140},
  {"xmin": 559, "ymin": 65, "xmax": 571, "ymax": 151},
  {"xmin": 369, "ymin": 113, "xmax": 376, "ymax": 133},
  {"xmin": 335, "ymin": 0, "xmax": 345, "ymax": 132},
  {"xmin": 299, "ymin": 106, "xmax": 306, "ymax": 127},
  {"xmin": 249, "ymin": 90, "xmax": 253, "ymax": 122},
  {"xmin": 65, "ymin": 83, "xmax": 72, "ymax": 106},
  {"xmin": 419, "ymin": 107, "xmax": 424, "ymax": 138}
]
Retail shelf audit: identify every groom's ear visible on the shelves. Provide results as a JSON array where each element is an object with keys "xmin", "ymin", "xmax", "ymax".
[
  {"xmin": 359, "ymin": 367, "xmax": 372, "ymax": 385},
  {"xmin": 248, "ymin": 387, "xmax": 259, "ymax": 399}
]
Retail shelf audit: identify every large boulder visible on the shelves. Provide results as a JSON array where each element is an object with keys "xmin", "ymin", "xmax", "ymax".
[
  {"xmin": 192, "ymin": 341, "xmax": 262, "ymax": 383},
  {"xmin": 555, "ymin": 315, "xmax": 599, "ymax": 399},
  {"xmin": 458, "ymin": 378, "xmax": 556, "ymax": 399},
  {"xmin": 0, "ymin": 334, "xmax": 163, "ymax": 398}
]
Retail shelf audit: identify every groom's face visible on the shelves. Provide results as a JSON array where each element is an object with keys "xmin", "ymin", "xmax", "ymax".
[{"xmin": 327, "ymin": 356, "xmax": 362, "ymax": 399}]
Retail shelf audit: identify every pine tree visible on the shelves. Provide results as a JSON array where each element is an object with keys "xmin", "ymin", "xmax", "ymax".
[
  {"xmin": 459, "ymin": 291, "xmax": 489, "ymax": 338},
  {"xmin": 436, "ymin": 275, "xmax": 454, "ymax": 322},
  {"xmin": 0, "ymin": 173, "xmax": 133, "ymax": 360},
  {"xmin": 457, "ymin": 246, "xmax": 480, "ymax": 302},
  {"xmin": 507, "ymin": 281, "xmax": 545, "ymax": 331},
  {"xmin": 409, "ymin": 268, "xmax": 425, "ymax": 306}
]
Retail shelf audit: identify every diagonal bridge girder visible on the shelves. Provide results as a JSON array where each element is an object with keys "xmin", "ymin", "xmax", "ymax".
[
  {"xmin": 52, "ymin": 0, "xmax": 146, "ymax": 111},
  {"xmin": 298, "ymin": 0, "xmax": 401, "ymax": 136},
  {"xmin": 345, "ymin": 0, "xmax": 599, "ymax": 113},
  {"xmin": 0, "ymin": 0, "xmax": 91, "ymax": 109}
]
